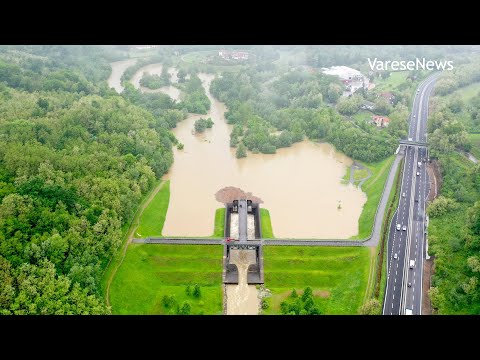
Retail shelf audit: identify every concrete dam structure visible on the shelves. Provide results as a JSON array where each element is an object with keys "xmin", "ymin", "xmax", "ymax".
[{"xmin": 222, "ymin": 199, "xmax": 264, "ymax": 285}]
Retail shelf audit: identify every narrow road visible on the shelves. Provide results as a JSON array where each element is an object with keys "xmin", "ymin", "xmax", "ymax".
[{"xmin": 135, "ymin": 237, "xmax": 362, "ymax": 247}]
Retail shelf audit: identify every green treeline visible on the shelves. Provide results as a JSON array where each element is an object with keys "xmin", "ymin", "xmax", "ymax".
[
  {"xmin": 0, "ymin": 46, "xmax": 179, "ymax": 314},
  {"xmin": 427, "ymin": 89, "xmax": 480, "ymax": 314},
  {"xmin": 435, "ymin": 60, "xmax": 480, "ymax": 96},
  {"xmin": 139, "ymin": 67, "xmax": 170, "ymax": 90},
  {"xmin": 194, "ymin": 118, "xmax": 214, "ymax": 133},
  {"xmin": 211, "ymin": 70, "xmax": 396, "ymax": 162},
  {"xmin": 177, "ymin": 74, "xmax": 210, "ymax": 114}
]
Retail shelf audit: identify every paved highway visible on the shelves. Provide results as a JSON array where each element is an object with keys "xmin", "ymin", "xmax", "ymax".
[{"xmin": 383, "ymin": 74, "xmax": 439, "ymax": 315}]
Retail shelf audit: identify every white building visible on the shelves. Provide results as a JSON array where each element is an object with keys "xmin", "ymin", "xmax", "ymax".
[{"xmin": 322, "ymin": 66, "xmax": 370, "ymax": 97}]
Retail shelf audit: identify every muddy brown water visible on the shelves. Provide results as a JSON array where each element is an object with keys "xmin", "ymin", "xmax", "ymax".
[
  {"xmin": 108, "ymin": 59, "xmax": 138, "ymax": 93},
  {"xmin": 160, "ymin": 73, "xmax": 366, "ymax": 238},
  {"xmin": 226, "ymin": 250, "xmax": 260, "ymax": 315},
  {"xmin": 114, "ymin": 65, "xmax": 367, "ymax": 238},
  {"xmin": 129, "ymin": 63, "xmax": 181, "ymax": 101}
]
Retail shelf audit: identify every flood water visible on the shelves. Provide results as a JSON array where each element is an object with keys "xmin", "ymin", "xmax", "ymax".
[
  {"xmin": 160, "ymin": 73, "xmax": 367, "ymax": 239},
  {"xmin": 108, "ymin": 59, "xmax": 138, "ymax": 93},
  {"xmin": 109, "ymin": 62, "xmax": 368, "ymax": 238},
  {"xmin": 129, "ymin": 63, "xmax": 181, "ymax": 101},
  {"xmin": 226, "ymin": 250, "xmax": 260, "ymax": 315}
]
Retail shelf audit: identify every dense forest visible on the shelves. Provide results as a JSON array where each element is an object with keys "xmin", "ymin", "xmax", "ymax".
[
  {"xmin": 0, "ymin": 46, "xmax": 180, "ymax": 314},
  {"xmin": 211, "ymin": 68, "xmax": 399, "ymax": 162},
  {"xmin": 427, "ymin": 86, "xmax": 480, "ymax": 313}
]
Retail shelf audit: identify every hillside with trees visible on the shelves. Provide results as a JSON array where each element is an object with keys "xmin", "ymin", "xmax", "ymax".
[
  {"xmin": 0, "ymin": 46, "xmax": 180, "ymax": 314},
  {"xmin": 427, "ymin": 97, "xmax": 480, "ymax": 314}
]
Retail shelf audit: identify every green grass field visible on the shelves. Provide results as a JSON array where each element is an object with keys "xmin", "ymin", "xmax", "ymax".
[
  {"xmin": 213, "ymin": 208, "xmax": 226, "ymax": 237},
  {"xmin": 352, "ymin": 156, "xmax": 395, "ymax": 239},
  {"xmin": 135, "ymin": 180, "xmax": 170, "ymax": 237},
  {"xmin": 448, "ymin": 82, "xmax": 480, "ymax": 102},
  {"xmin": 354, "ymin": 168, "xmax": 370, "ymax": 181},
  {"xmin": 352, "ymin": 110, "xmax": 374, "ymax": 122},
  {"xmin": 100, "ymin": 180, "xmax": 163, "ymax": 298},
  {"xmin": 263, "ymin": 246, "xmax": 371, "ymax": 314},
  {"xmin": 260, "ymin": 208, "xmax": 274, "ymax": 238},
  {"xmin": 110, "ymin": 244, "xmax": 223, "ymax": 314},
  {"xmin": 468, "ymin": 133, "xmax": 480, "ymax": 159},
  {"xmin": 373, "ymin": 71, "xmax": 409, "ymax": 92}
]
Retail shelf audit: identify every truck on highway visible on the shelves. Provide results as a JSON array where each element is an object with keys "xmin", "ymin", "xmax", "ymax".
[
  {"xmin": 409, "ymin": 259, "xmax": 415, "ymax": 269},
  {"xmin": 418, "ymin": 161, "xmax": 422, "ymax": 167},
  {"xmin": 405, "ymin": 308, "xmax": 413, "ymax": 315}
]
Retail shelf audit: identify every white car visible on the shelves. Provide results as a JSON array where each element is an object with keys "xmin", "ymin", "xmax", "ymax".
[
  {"xmin": 402, "ymin": 225, "xmax": 407, "ymax": 231},
  {"xmin": 402, "ymin": 192, "xmax": 406, "ymax": 198},
  {"xmin": 413, "ymin": 114, "xmax": 416, "ymax": 118},
  {"xmin": 396, "ymin": 224, "xmax": 401, "ymax": 231},
  {"xmin": 394, "ymin": 253, "xmax": 398, "ymax": 260},
  {"xmin": 416, "ymin": 172, "xmax": 420, "ymax": 176}
]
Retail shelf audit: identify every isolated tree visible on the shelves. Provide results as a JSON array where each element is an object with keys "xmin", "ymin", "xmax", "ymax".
[
  {"xmin": 236, "ymin": 143, "xmax": 247, "ymax": 158},
  {"xmin": 162, "ymin": 294, "xmax": 177, "ymax": 309},
  {"xmin": 193, "ymin": 284, "xmax": 201, "ymax": 298},
  {"xmin": 178, "ymin": 301, "xmax": 191, "ymax": 315},
  {"xmin": 261, "ymin": 299, "xmax": 269, "ymax": 309},
  {"xmin": 185, "ymin": 285, "xmax": 191, "ymax": 296}
]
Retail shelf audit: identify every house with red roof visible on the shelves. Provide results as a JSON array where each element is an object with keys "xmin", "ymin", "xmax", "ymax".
[{"xmin": 372, "ymin": 115, "xmax": 390, "ymax": 128}]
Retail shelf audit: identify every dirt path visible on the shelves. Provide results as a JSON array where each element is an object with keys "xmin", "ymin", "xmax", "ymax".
[
  {"xmin": 105, "ymin": 181, "xmax": 166, "ymax": 307},
  {"xmin": 363, "ymin": 246, "xmax": 378, "ymax": 306},
  {"xmin": 422, "ymin": 257, "xmax": 435, "ymax": 315},
  {"xmin": 349, "ymin": 161, "xmax": 372, "ymax": 190},
  {"xmin": 457, "ymin": 149, "xmax": 478, "ymax": 164},
  {"xmin": 426, "ymin": 160, "xmax": 441, "ymax": 202}
]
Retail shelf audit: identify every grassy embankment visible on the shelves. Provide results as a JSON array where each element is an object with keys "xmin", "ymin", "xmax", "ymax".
[
  {"xmin": 110, "ymin": 244, "xmax": 224, "ymax": 314},
  {"xmin": 263, "ymin": 246, "xmax": 371, "ymax": 314},
  {"xmin": 99, "ymin": 179, "xmax": 163, "ymax": 300},
  {"xmin": 351, "ymin": 156, "xmax": 395, "ymax": 240},
  {"xmin": 367, "ymin": 157, "xmax": 403, "ymax": 307},
  {"xmin": 260, "ymin": 208, "xmax": 274, "ymax": 238},
  {"xmin": 109, "ymin": 179, "xmax": 226, "ymax": 314}
]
